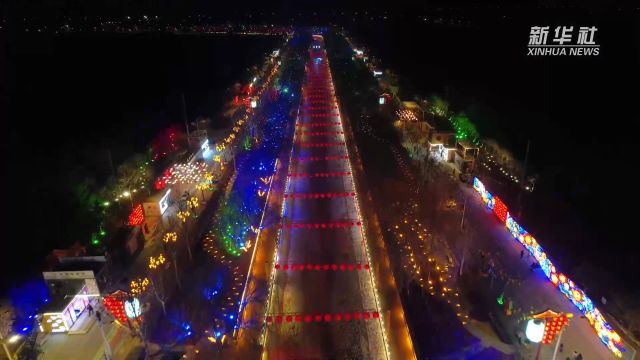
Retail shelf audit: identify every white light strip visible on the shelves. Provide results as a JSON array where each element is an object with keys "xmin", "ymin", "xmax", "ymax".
[
  {"xmin": 323, "ymin": 52, "xmax": 392, "ymax": 360},
  {"xmin": 260, "ymin": 100, "xmax": 301, "ymax": 349},
  {"xmin": 235, "ymin": 157, "xmax": 279, "ymax": 337}
]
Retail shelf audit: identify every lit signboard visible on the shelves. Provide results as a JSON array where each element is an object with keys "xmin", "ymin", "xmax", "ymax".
[
  {"xmin": 379, "ymin": 96, "xmax": 386, "ymax": 105},
  {"xmin": 159, "ymin": 189, "xmax": 171, "ymax": 215}
]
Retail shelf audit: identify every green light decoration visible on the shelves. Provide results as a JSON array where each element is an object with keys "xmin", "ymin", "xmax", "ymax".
[
  {"xmin": 428, "ymin": 96, "xmax": 449, "ymax": 117},
  {"xmin": 243, "ymin": 135, "xmax": 252, "ymax": 151},
  {"xmin": 91, "ymin": 233, "xmax": 101, "ymax": 246},
  {"xmin": 497, "ymin": 293, "xmax": 505, "ymax": 305},
  {"xmin": 450, "ymin": 112, "xmax": 480, "ymax": 145},
  {"xmin": 215, "ymin": 195, "xmax": 251, "ymax": 257}
]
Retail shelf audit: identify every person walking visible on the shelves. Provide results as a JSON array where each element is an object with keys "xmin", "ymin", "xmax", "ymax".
[
  {"xmin": 87, "ymin": 303, "xmax": 94, "ymax": 316},
  {"xmin": 520, "ymin": 250, "xmax": 525, "ymax": 259}
]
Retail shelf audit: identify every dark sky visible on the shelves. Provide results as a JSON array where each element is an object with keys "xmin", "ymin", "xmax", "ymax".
[{"xmin": 4, "ymin": 0, "xmax": 637, "ymax": 20}]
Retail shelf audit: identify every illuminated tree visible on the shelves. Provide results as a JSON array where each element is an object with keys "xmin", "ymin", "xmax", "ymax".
[
  {"xmin": 428, "ymin": 96, "xmax": 449, "ymax": 117},
  {"xmin": 176, "ymin": 211, "xmax": 194, "ymax": 260},
  {"xmin": 151, "ymin": 125, "xmax": 186, "ymax": 162},
  {"xmin": 147, "ymin": 254, "xmax": 168, "ymax": 315},
  {"xmin": 116, "ymin": 154, "xmax": 153, "ymax": 195},
  {"xmin": 215, "ymin": 194, "xmax": 251, "ymax": 257},
  {"xmin": 450, "ymin": 112, "xmax": 480, "ymax": 145},
  {"xmin": 163, "ymin": 232, "xmax": 182, "ymax": 289}
]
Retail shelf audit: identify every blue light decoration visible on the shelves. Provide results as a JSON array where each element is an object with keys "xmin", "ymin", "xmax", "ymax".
[
  {"xmin": 472, "ymin": 177, "xmax": 625, "ymax": 357},
  {"xmin": 215, "ymin": 76, "xmax": 297, "ymax": 257},
  {"xmin": 9, "ymin": 279, "xmax": 49, "ymax": 334}
]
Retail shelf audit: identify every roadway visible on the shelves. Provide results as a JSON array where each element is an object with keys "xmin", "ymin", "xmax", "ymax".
[{"xmin": 262, "ymin": 35, "xmax": 388, "ymax": 360}]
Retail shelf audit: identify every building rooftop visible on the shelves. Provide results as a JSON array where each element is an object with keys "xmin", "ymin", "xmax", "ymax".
[
  {"xmin": 457, "ymin": 140, "xmax": 479, "ymax": 150},
  {"xmin": 40, "ymin": 279, "xmax": 86, "ymax": 313}
]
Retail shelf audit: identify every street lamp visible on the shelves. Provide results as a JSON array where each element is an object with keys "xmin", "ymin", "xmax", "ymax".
[
  {"xmin": 176, "ymin": 211, "xmax": 193, "ymax": 260},
  {"xmin": 122, "ymin": 190, "xmax": 133, "ymax": 208},
  {"xmin": 163, "ymin": 232, "xmax": 182, "ymax": 289}
]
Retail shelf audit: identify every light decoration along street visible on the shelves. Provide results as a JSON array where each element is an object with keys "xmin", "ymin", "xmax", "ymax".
[
  {"xmin": 128, "ymin": 204, "xmax": 145, "ymax": 226},
  {"xmin": 260, "ymin": 102, "xmax": 300, "ymax": 347},
  {"xmin": 162, "ymin": 162, "xmax": 208, "ymax": 185},
  {"xmin": 187, "ymin": 196, "xmax": 199, "ymax": 209},
  {"xmin": 130, "ymin": 277, "xmax": 150, "ymax": 297},
  {"xmin": 163, "ymin": 232, "xmax": 177, "ymax": 244},
  {"xmin": 148, "ymin": 254, "xmax": 166, "ymax": 270},
  {"xmin": 176, "ymin": 210, "xmax": 191, "ymax": 223},
  {"xmin": 396, "ymin": 109, "xmax": 419, "ymax": 122},
  {"xmin": 391, "ymin": 214, "xmax": 468, "ymax": 324},
  {"xmin": 472, "ymin": 177, "xmax": 625, "ymax": 357},
  {"xmin": 326, "ymin": 53, "xmax": 392, "ymax": 360}
]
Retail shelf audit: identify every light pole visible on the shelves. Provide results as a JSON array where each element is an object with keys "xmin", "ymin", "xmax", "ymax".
[
  {"xmin": 129, "ymin": 279, "xmax": 150, "ymax": 353},
  {"xmin": 177, "ymin": 211, "xmax": 193, "ymax": 261},
  {"xmin": 196, "ymin": 182, "xmax": 207, "ymax": 202},
  {"xmin": 0, "ymin": 334, "xmax": 15, "ymax": 360},
  {"xmin": 0, "ymin": 310, "xmax": 15, "ymax": 360},
  {"xmin": 97, "ymin": 316, "xmax": 113, "ymax": 360},
  {"xmin": 122, "ymin": 190, "xmax": 133, "ymax": 209},
  {"xmin": 551, "ymin": 327, "xmax": 565, "ymax": 360},
  {"xmin": 459, "ymin": 196, "xmax": 468, "ymax": 277},
  {"xmin": 148, "ymin": 255, "xmax": 167, "ymax": 315},
  {"xmin": 163, "ymin": 232, "xmax": 182, "ymax": 289}
]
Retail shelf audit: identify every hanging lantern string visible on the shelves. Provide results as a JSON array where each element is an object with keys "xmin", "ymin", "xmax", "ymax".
[
  {"xmin": 283, "ymin": 192, "xmax": 356, "ymax": 199},
  {"xmin": 274, "ymin": 263, "xmax": 370, "ymax": 271},
  {"xmin": 265, "ymin": 311, "xmax": 380, "ymax": 324}
]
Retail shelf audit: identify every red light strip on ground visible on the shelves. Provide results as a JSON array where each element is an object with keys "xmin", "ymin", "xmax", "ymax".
[
  {"xmin": 302, "ymin": 106, "xmax": 338, "ymax": 110},
  {"xmin": 274, "ymin": 263, "xmax": 370, "ymax": 271},
  {"xmin": 296, "ymin": 155, "xmax": 349, "ymax": 161},
  {"xmin": 295, "ymin": 122, "xmax": 341, "ymax": 127},
  {"xmin": 287, "ymin": 172, "xmax": 351, "ymax": 178},
  {"xmin": 282, "ymin": 221, "xmax": 362, "ymax": 229},
  {"xmin": 283, "ymin": 192, "xmax": 356, "ymax": 199},
  {"xmin": 303, "ymin": 113, "xmax": 341, "ymax": 118},
  {"xmin": 265, "ymin": 311, "xmax": 380, "ymax": 323},
  {"xmin": 297, "ymin": 131, "xmax": 344, "ymax": 136},
  {"xmin": 296, "ymin": 142, "xmax": 345, "ymax": 148}
]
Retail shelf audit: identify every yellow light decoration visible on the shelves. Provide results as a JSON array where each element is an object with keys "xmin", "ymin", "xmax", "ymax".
[
  {"xmin": 130, "ymin": 277, "xmax": 150, "ymax": 296},
  {"xmin": 163, "ymin": 232, "xmax": 177, "ymax": 244},
  {"xmin": 148, "ymin": 254, "xmax": 166, "ymax": 270},
  {"xmin": 164, "ymin": 162, "xmax": 208, "ymax": 185},
  {"xmin": 187, "ymin": 196, "xmax": 199, "ymax": 209},
  {"xmin": 177, "ymin": 210, "xmax": 191, "ymax": 223}
]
